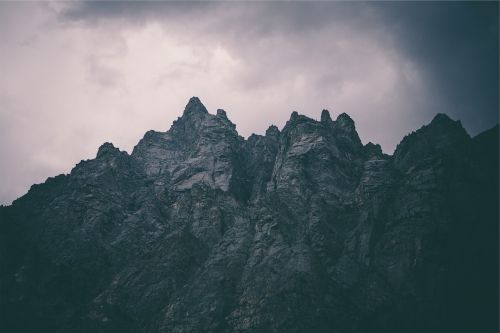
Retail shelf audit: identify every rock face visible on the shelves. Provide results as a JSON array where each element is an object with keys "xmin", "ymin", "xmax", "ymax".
[{"xmin": 0, "ymin": 98, "xmax": 498, "ymax": 333}]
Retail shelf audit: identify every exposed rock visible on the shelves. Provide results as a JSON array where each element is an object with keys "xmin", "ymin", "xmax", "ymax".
[
  {"xmin": 363, "ymin": 142, "xmax": 383, "ymax": 158},
  {"xmin": 321, "ymin": 109, "xmax": 333, "ymax": 123},
  {"xmin": 216, "ymin": 109, "xmax": 227, "ymax": 118},
  {"xmin": 0, "ymin": 98, "xmax": 498, "ymax": 333},
  {"xmin": 265, "ymin": 124, "xmax": 280, "ymax": 138},
  {"xmin": 183, "ymin": 96, "xmax": 208, "ymax": 115},
  {"xmin": 97, "ymin": 142, "xmax": 122, "ymax": 158}
]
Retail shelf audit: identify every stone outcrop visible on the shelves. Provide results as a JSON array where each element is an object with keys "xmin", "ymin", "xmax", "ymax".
[{"xmin": 0, "ymin": 98, "xmax": 498, "ymax": 332}]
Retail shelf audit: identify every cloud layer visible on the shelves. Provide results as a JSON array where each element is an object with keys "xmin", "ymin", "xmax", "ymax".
[{"xmin": 0, "ymin": 1, "xmax": 497, "ymax": 204}]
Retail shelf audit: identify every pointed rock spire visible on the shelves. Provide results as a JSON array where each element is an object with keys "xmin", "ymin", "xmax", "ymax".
[
  {"xmin": 183, "ymin": 96, "xmax": 208, "ymax": 115},
  {"xmin": 333, "ymin": 112, "xmax": 362, "ymax": 151},
  {"xmin": 216, "ymin": 109, "xmax": 227, "ymax": 119},
  {"xmin": 321, "ymin": 109, "xmax": 332, "ymax": 123}
]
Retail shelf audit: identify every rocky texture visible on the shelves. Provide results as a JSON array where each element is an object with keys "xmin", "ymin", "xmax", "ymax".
[{"xmin": 0, "ymin": 98, "xmax": 498, "ymax": 333}]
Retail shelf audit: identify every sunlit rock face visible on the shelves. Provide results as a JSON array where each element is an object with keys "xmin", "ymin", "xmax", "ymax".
[{"xmin": 0, "ymin": 98, "xmax": 498, "ymax": 333}]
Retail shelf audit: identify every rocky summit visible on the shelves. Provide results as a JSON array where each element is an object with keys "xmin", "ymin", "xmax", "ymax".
[{"xmin": 0, "ymin": 97, "xmax": 498, "ymax": 333}]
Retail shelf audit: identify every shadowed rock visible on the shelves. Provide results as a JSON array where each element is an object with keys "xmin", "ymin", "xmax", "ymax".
[
  {"xmin": 0, "ymin": 98, "xmax": 497, "ymax": 333},
  {"xmin": 321, "ymin": 109, "xmax": 333, "ymax": 123},
  {"xmin": 183, "ymin": 96, "xmax": 208, "ymax": 114}
]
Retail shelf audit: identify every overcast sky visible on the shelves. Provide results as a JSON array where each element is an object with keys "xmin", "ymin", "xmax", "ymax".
[{"xmin": 0, "ymin": 1, "xmax": 498, "ymax": 205}]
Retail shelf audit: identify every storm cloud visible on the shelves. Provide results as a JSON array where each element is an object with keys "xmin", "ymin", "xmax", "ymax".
[{"xmin": 0, "ymin": 1, "xmax": 498, "ymax": 204}]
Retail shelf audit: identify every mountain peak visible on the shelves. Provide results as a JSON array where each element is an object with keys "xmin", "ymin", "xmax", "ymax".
[
  {"xmin": 321, "ymin": 109, "xmax": 332, "ymax": 123},
  {"xmin": 96, "ymin": 142, "xmax": 120, "ymax": 158},
  {"xmin": 364, "ymin": 142, "xmax": 383, "ymax": 157},
  {"xmin": 393, "ymin": 113, "xmax": 470, "ymax": 171},
  {"xmin": 336, "ymin": 112, "xmax": 354, "ymax": 126},
  {"xmin": 2, "ymin": 99, "xmax": 497, "ymax": 333},
  {"xmin": 266, "ymin": 125, "xmax": 280, "ymax": 137},
  {"xmin": 183, "ymin": 96, "xmax": 208, "ymax": 115},
  {"xmin": 430, "ymin": 113, "xmax": 457, "ymax": 127},
  {"xmin": 216, "ymin": 108, "xmax": 227, "ymax": 119},
  {"xmin": 426, "ymin": 113, "xmax": 467, "ymax": 136}
]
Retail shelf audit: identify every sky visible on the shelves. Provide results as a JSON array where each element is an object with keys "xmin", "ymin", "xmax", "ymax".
[{"xmin": 0, "ymin": 1, "xmax": 498, "ymax": 205}]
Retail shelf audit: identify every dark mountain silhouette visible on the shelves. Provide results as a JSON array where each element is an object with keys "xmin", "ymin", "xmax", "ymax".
[{"xmin": 1, "ymin": 97, "xmax": 498, "ymax": 332}]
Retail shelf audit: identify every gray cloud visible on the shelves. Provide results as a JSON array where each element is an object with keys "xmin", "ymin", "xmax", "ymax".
[
  {"xmin": 0, "ymin": 1, "xmax": 497, "ymax": 205},
  {"xmin": 371, "ymin": 1, "xmax": 499, "ymax": 133},
  {"xmin": 61, "ymin": 1, "xmax": 498, "ymax": 130}
]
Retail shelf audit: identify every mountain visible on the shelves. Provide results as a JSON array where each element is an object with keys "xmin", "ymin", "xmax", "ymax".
[{"xmin": 0, "ymin": 97, "xmax": 498, "ymax": 333}]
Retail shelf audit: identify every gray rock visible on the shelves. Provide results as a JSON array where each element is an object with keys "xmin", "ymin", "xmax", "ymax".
[{"xmin": 0, "ymin": 97, "xmax": 497, "ymax": 333}]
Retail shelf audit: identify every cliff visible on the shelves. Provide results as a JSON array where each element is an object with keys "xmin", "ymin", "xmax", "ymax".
[{"xmin": 1, "ymin": 98, "xmax": 498, "ymax": 332}]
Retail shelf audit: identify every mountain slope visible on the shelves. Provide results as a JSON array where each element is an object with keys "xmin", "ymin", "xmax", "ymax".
[{"xmin": 1, "ymin": 98, "xmax": 498, "ymax": 332}]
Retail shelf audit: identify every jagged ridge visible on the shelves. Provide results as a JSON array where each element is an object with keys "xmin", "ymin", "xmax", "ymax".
[{"xmin": 0, "ymin": 97, "xmax": 498, "ymax": 333}]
